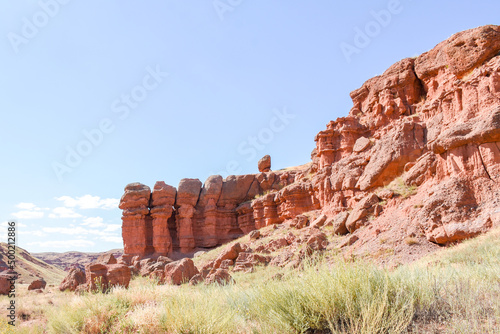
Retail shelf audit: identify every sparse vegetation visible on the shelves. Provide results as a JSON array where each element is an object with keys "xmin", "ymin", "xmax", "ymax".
[
  {"xmin": 404, "ymin": 237, "xmax": 419, "ymax": 246},
  {"xmin": 385, "ymin": 177, "xmax": 417, "ymax": 198},
  {"xmin": 3, "ymin": 228, "xmax": 499, "ymax": 333},
  {"xmin": 253, "ymin": 189, "xmax": 276, "ymax": 200}
]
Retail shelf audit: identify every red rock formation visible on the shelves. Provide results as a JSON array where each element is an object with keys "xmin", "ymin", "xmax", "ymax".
[
  {"xmin": 0, "ymin": 270, "xmax": 17, "ymax": 295},
  {"xmin": 59, "ymin": 268, "xmax": 86, "ymax": 292},
  {"xmin": 276, "ymin": 182, "xmax": 320, "ymax": 220},
  {"xmin": 120, "ymin": 25, "xmax": 500, "ymax": 257},
  {"xmin": 194, "ymin": 175, "xmax": 222, "ymax": 248},
  {"xmin": 163, "ymin": 258, "xmax": 199, "ymax": 285},
  {"xmin": 28, "ymin": 278, "xmax": 46, "ymax": 291},
  {"xmin": 315, "ymin": 117, "xmax": 367, "ymax": 169},
  {"xmin": 176, "ymin": 178, "xmax": 202, "ymax": 253},
  {"xmin": 151, "ymin": 181, "xmax": 176, "ymax": 256},
  {"xmin": 119, "ymin": 183, "xmax": 152, "ymax": 256},
  {"xmin": 313, "ymin": 25, "xmax": 500, "ymax": 244},
  {"xmin": 205, "ymin": 268, "xmax": 234, "ymax": 285},
  {"xmin": 236, "ymin": 202, "xmax": 255, "ymax": 234},
  {"xmin": 85, "ymin": 262, "xmax": 131, "ymax": 292},
  {"xmin": 258, "ymin": 155, "xmax": 271, "ymax": 172}
]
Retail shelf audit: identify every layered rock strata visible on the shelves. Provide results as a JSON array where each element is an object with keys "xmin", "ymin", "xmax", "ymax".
[{"xmin": 120, "ymin": 25, "xmax": 500, "ymax": 259}]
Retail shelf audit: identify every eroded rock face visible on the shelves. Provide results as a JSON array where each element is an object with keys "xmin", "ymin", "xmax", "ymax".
[
  {"xmin": 310, "ymin": 25, "xmax": 500, "ymax": 244},
  {"xmin": 120, "ymin": 25, "xmax": 500, "ymax": 257},
  {"xmin": 119, "ymin": 183, "xmax": 153, "ymax": 256},
  {"xmin": 119, "ymin": 170, "xmax": 295, "ymax": 257},
  {"xmin": 151, "ymin": 181, "xmax": 176, "ymax": 256}
]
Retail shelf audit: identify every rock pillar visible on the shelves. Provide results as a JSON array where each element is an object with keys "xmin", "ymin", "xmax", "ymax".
[
  {"xmin": 119, "ymin": 183, "xmax": 151, "ymax": 256},
  {"xmin": 150, "ymin": 181, "xmax": 177, "ymax": 256},
  {"xmin": 175, "ymin": 178, "xmax": 202, "ymax": 253}
]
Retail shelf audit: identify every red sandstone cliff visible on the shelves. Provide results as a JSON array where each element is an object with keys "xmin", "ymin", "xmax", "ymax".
[{"xmin": 119, "ymin": 25, "xmax": 500, "ymax": 260}]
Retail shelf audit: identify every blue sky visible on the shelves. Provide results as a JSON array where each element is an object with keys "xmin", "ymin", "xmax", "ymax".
[{"xmin": 0, "ymin": 0, "xmax": 498, "ymax": 252}]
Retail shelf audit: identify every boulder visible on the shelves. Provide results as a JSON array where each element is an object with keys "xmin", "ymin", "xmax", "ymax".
[
  {"xmin": 177, "ymin": 178, "xmax": 202, "ymax": 207},
  {"xmin": 213, "ymin": 243, "xmax": 243, "ymax": 269},
  {"xmin": 85, "ymin": 262, "xmax": 131, "ymax": 292},
  {"xmin": 164, "ymin": 258, "xmax": 199, "ymax": 285},
  {"xmin": 310, "ymin": 214, "xmax": 328, "ymax": 228},
  {"xmin": 189, "ymin": 274, "xmax": 204, "ymax": 286},
  {"xmin": 0, "ymin": 270, "xmax": 18, "ymax": 295},
  {"xmin": 248, "ymin": 230, "xmax": 260, "ymax": 240},
  {"xmin": 427, "ymin": 217, "xmax": 492, "ymax": 245},
  {"xmin": 306, "ymin": 231, "xmax": 328, "ymax": 252},
  {"xmin": 293, "ymin": 214, "xmax": 309, "ymax": 229},
  {"xmin": 59, "ymin": 268, "xmax": 86, "ymax": 292},
  {"xmin": 330, "ymin": 211, "xmax": 349, "ymax": 235},
  {"xmin": 353, "ymin": 137, "xmax": 371, "ymax": 153},
  {"xmin": 345, "ymin": 193, "xmax": 380, "ymax": 233},
  {"xmin": 28, "ymin": 278, "xmax": 46, "ymax": 291},
  {"xmin": 258, "ymin": 155, "xmax": 271, "ymax": 172},
  {"xmin": 205, "ymin": 269, "xmax": 234, "ymax": 285}
]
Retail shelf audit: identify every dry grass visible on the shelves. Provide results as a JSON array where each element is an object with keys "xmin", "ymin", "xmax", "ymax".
[
  {"xmin": 4, "ymin": 228, "xmax": 500, "ymax": 333},
  {"xmin": 385, "ymin": 177, "xmax": 417, "ymax": 198},
  {"xmin": 405, "ymin": 237, "xmax": 419, "ymax": 246}
]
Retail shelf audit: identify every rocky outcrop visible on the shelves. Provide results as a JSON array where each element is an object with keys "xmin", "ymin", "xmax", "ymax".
[
  {"xmin": 151, "ymin": 182, "xmax": 176, "ymax": 256},
  {"xmin": 311, "ymin": 25, "xmax": 500, "ymax": 244},
  {"xmin": 119, "ymin": 183, "xmax": 153, "ymax": 256},
  {"xmin": 176, "ymin": 179, "xmax": 202, "ymax": 253},
  {"xmin": 120, "ymin": 25, "xmax": 500, "ymax": 258},
  {"xmin": 119, "ymin": 171, "xmax": 292, "ymax": 257}
]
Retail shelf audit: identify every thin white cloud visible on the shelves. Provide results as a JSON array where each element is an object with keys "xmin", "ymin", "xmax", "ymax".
[
  {"xmin": 0, "ymin": 221, "xmax": 27, "ymax": 228},
  {"xmin": 16, "ymin": 203, "xmax": 36, "ymax": 210},
  {"xmin": 82, "ymin": 217, "xmax": 105, "ymax": 228},
  {"xmin": 55, "ymin": 195, "xmax": 119, "ymax": 210},
  {"xmin": 11, "ymin": 202, "xmax": 48, "ymax": 220},
  {"xmin": 28, "ymin": 240, "xmax": 95, "ymax": 249},
  {"xmin": 48, "ymin": 207, "xmax": 82, "ymax": 219},
  {"xmin": 12, "ymin": 210, "xmax": 44, "ymax": 219}
]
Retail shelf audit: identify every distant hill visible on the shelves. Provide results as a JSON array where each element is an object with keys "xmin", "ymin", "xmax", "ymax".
[
  {"xmin": 0, "ymin": 243, "xmax": 66, "ymax": 285},
  {"xmin": 32, "ymin": 249, "xmax": 123, "ymax": 272}
]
